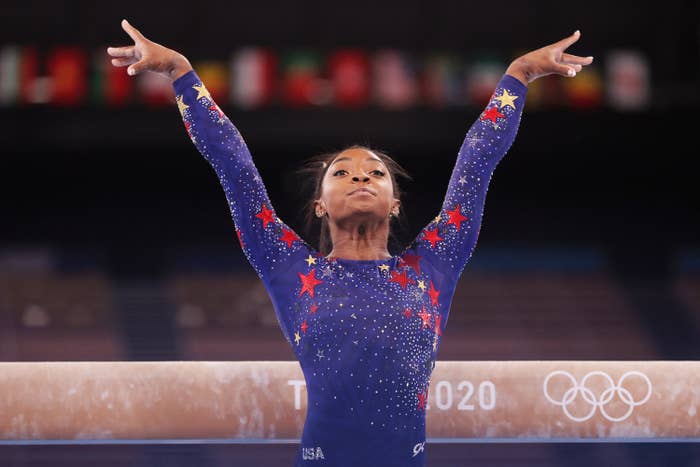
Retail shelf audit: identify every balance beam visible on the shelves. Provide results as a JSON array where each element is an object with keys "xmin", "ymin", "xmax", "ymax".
[{"xmin": 0, "ymin": 361, "xmax": 698, "ymax": 442}]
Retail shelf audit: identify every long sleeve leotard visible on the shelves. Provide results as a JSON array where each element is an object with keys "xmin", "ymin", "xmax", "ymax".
[{"xmin": 173, "ymin": 69, "xmax": 527, "ymax": 466}]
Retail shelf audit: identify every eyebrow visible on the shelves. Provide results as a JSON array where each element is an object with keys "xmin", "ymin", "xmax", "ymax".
[{"xmin": 330, "ymin": 156, "xmax": 383, "ymax": 167}]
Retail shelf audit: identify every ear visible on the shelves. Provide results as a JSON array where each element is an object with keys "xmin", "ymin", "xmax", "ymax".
[
  {"xmin": 391, "ymin": 198, "xmax": 401, "ymax": 215},
  {"xmin": 314, "ymin": 199, "xmax": 326, "ymax": 217}
]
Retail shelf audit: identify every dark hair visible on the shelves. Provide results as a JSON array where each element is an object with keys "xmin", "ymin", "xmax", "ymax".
[{"xmin": 295, "ymin": 144, "xmax": 413, "ymax": 256}]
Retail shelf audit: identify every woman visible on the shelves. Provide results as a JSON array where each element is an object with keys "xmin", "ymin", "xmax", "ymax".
[{"xmin": 108, "ymin": 20, "xmax": 592, "ymax": 466}]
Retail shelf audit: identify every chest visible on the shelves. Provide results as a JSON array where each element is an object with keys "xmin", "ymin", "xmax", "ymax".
[{"xmin": 292, "ymin": 262, "xmax": 442, "ymax": 355}]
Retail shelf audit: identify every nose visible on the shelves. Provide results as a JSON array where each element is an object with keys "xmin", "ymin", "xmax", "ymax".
[{"xmin": 352, "ymin": 175, "xmax": 370, "ymax": 182}]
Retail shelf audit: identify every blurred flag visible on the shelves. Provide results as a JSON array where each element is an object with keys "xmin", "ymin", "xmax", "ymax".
[
  {"xmin": 527, "ymin": 74, "xmax": 566, "ymax": 110},
  {"xmin": 280, "ymin": 49, "xmax": 324, "ymax": 107},
  {"xmin": 18, "ymin": 46, "xmax": 40, "ymax": 104},
  {"xmin": 193, "ymin": 60, "xmax": 228, "ymax": 103},
  {"xmin": 0, "ymin": 45, "xmax": 21, "ymax": 106},
  {"xmin": 605, "ymin": 50, "xmax": 650, "ymax": 111},
  {"xmin": 230, "ymin": 47, "xmax": 277, "ymax": 109},
  {"xmin": 372, "ymin": 49, "xmax": 419, "ymax": 109},
  {"xmin": 45, "ymin": 46, "xmax": 87, "ymax": 106},
  {"xmin": 90, "ymin": 46, "xmax": 133, "ymax": 107},
  {"xmin": 328, "ymin": 49, "xmax": 370, "ymax": 108},
  {"xmin": 137, "ymin": 72, "xmax": 174, "ymax": 107},
  {"xmin": 562, "ymin": 65, "xmax": 603, "ymax": 109},
  {"xmin": 421, "ymin": 52, "xmax": 462, "ymax": 108},
  {"xmin": 464, "ymin": 55, "xmax": 504, "ymax": 106}
]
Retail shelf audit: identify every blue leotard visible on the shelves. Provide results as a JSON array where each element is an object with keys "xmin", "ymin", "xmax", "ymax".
[{"xmin": 173, "ymin": 69, "xmax": 527, "ymax": 466}]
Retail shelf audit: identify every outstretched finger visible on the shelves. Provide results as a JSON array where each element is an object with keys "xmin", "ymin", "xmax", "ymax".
[
  {"xmin": 556, "ymin": 61, "xmax": 582, "ymax": 73},
  {"xmin": 553, "ymin": 30, "xmax": 581, "ymax": 51},
  {"xmin": 107, "ymin": 46, "xmax": 135, "ymax": 58},
  {"xmin": 553, "ymin": 61, "xmax": 578, "ymax": 77},
  {"xmin": 127, "ymin": 59, "xmax": 148, "ymax": 76},
  {"xmin": 111, "ymin": 57, "xmax": 137, "ymax": 67},
  {"xmin": 561, "ymin": 53, "xmax": 594, "ymax": 65},
  {"xmin": 121, "ymin": 19, "xmax": 146, "ymax": 44}
]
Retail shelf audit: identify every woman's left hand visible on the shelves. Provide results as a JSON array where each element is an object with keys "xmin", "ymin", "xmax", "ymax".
[{"xmin": 506, "ymin": 30, "xmax": 593, "ymax": 85}]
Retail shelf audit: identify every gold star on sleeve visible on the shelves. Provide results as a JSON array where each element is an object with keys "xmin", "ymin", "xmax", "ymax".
[
  {"xmin": 417, "ymin": 280, "xmax": 426, "ymax": 291},
  {"xmin": 192, "ymin": 83, "xmax": 212, "ymax": 101},
  {"xmin": 378, "ymin": 264, "xmax": 390, "ymax": 272},
  {"xmin": 294, "ymin": 331, "xmax": 302, "ymax": 345},
  {"xmin": 305, "ymin": 255, "xmax": 317, "ymax": 266},
  {"xmin": 494, "ymin": 89, "xmax": 518, "ymax": 110},
  {"xmin": 432, "ymin": 214, "xmax": 442, "ymax": 224},
  {"xmin": 176, "ymin": 95, "xmax": 190, "ymax": 116}
]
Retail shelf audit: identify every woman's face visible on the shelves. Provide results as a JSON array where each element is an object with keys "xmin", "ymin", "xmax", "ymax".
[{"xmin": 315, "ymin": 148, "xmax": 399, "ymax": 225}]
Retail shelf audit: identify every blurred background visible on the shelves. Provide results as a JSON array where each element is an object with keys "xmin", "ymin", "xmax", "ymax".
[{"xmin": 0, "ymin": 0, "xmax": 699, "ymax": 465}]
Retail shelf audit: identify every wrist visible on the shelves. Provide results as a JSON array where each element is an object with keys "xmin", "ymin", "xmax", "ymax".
[
  {"xmin": 505, "ymin": 60, "xmax": 530, "ymax": 87},
  {"xmin": 169, "ymin": 55, "xmax": 193, "ymax": 82}
]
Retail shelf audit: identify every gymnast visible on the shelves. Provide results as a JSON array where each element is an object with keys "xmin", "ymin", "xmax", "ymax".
[{"xmin": 108, "ymin": 20, "xmax": 592, "ymax": 466}]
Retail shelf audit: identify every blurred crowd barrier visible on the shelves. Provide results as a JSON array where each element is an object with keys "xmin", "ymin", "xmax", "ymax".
[{"xmin": 1, "ymin": 247, "xmax": 698, "ymax": 361}]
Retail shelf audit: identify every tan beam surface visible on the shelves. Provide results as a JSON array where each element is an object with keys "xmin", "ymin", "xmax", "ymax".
[{"xmin": 0, "ymin": 361, "xmax": 698, "ymax": 440}]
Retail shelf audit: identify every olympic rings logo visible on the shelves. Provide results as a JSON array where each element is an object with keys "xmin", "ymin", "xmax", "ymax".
[{"xmin": 543, "ymin": 370, "xmax": 652, "ymax": 422}]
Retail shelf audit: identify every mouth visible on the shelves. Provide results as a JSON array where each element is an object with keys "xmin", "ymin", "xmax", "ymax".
[{"xmin": 348, "ymin": 188, "xmax": 375, "ymax": 196}]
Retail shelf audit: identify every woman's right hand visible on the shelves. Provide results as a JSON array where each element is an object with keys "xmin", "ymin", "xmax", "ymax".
[{"xmin": 107, "ymin": 19, "xmax": 193, "ymax": 82}]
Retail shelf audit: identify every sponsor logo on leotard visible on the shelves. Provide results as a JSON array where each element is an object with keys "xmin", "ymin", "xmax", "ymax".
[{"xmin": 412, "ymin": 441, "xmax": 425, "ymax": 457}]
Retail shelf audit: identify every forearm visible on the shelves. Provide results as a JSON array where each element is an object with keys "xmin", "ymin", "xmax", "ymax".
[
  {"xmin": 458, "ymin": 73, "xmax": 528, "ymax": 168},
  {"xmin": 421, "ymin": 72, "xmax": 527, "ymax": 274},
  {"xmin": 172, "ymin": 68, "xmax": 271, "ymax": 225},
  {"xmin": 172, "ymin": 70, "xmax": 294, "ymax": 279},
  {"xmin": 172, "ymin": 69, "xmax": 253, "ymax": 172}
]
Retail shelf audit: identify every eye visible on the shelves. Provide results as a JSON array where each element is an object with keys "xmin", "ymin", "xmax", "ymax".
[
  {"xmin": 371, "ymin": 169, "xmax": 385, "ymax": 176},
  {"xmin": 333, "ymin": 169, "xmax": 348, "ymax": 176}
]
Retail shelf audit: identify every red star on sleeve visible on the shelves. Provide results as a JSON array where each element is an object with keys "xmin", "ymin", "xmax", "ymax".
[
  {"xmin": 445, "ymin": 204, "xmax": 468, "ymax": 231},
  {"xmin": 309, "ymin": 303, "xmax": 318, "ymax": 314},
  {"xmin": 402, "ymin": 307, "xmax": 412, "ymax": 318},
  {"xmin": 388, "ymin": 270, "xmax": 416, "ymax": 289},
  {"xmin": 301, "ymin": 319, "xmax": 309, "ymax": 334},
  {"xmin": 428, "ymin": 280, "xmax": 440, "ymax": 307},
  {"xmin": 417, "ymin": 390, "xmax": 427, "ymax": 410},
  {"xmin": 480, "ymin": 106, "xmax": 505, "ymax": 123},
  {"xmin": 235, "ymin": 228, "xmax": 245, "ymax": 249},
  {"xmin": 255, "ymin": 204, "xmax": 275, "ymax": 229},
  {"xmin": 398, "ymin": 252, "xmax": 422, "ymax": 275},
  {"xmin": 184, "ymin": 121, "xmax": 195, "ymax": 141},
  {"xmin": 417, "ymin": 306, "xmax": 432, "ymax": 329},
  {"xmin": 298, "ymin": 269, "xmax": 323, "ymax": 298},
  {"xmin": 421, "ymin": 228, "xmax": 443, "ymax": 248},
  {"xmin": 280, "ymin": 227, "xmax": 301, "ymax": 248},
  {"xmin": 434, "ymin": 313, "xmax": 442, "ymax": 336},
  {"xmin": 209, "ymin": 104, "xmax": 224, "ymax": 118}
]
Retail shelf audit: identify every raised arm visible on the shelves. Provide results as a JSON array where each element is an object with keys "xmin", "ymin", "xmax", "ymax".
[
  {"xmin": 107, "ymin": 19, "xmax": 310, "ymax": 282},
  {"xmin": 404, "ymin": 30, "xmax": 593, "ymax": 277}
]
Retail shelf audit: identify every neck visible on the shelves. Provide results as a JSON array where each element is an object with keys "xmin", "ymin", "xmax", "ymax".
[{"xmin": 326, "ymin": 217, "xmax": 392, "ymax": 260}]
